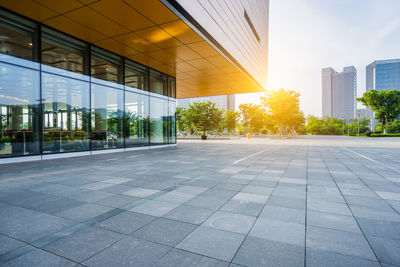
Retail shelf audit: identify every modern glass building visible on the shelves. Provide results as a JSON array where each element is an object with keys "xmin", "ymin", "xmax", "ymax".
[
  {"xmin": 0, "ymin": 0, "xmax": 268, "ymax": 161},
  {"xmin": 177, "ymin": 94, "xmax": 235, "ymax": 111},
  {"xmin": 0, "ymin": 9, "xmax": 176, "ymax": 159}
]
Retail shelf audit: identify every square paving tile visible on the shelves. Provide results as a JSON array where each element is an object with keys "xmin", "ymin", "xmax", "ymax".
[
  {"xmin": 260, "ymin": 205, "xmax": 305, "ymax": 224},
  {"xmin": 307, "ymin": 211, "xmax": 360, "ymax": 233},
  {"xmin": 220, "ymin": 199, "xmax": 264, "ymax": 216},
  {"xmin": 176, "ymin": 226, "xmax": 245, "ymax": 262},
  {"xmin": 367, "ymin": 236, "xmax": 400, "ymax": 266},
  {"xmin": 153, "ymin": 248, "xmax": 229, "ymax": 267},
  {"xmin": 307, "ymin": 199, "xmax": 352, "ymax": 216},
  {"xmin": 55, "ymin": 203, "xmax": 113, "ymax": 222},
  {"xmin": 306, "ymin": 248, "xmax": 380, "ymax": 267},
  {"xmin": 95, "ymin": 195, "xmax": 139, "ymax": 208},
  {"xmin": 154, "ymin": 191, "xmax": 195, "ymax": 204},
  {"xmin": 232, "ymin": 192, "xmax": 269, "ymax": 204},
  {"xmin": 3, "ymin": 247, "xmax": 76, "ymax": 267},
  {"xmin": 43, "ymin": 226, "xmax": 124, "ymax": 262},
  {"xmin": 96, "ymin": 211, "xmax": 155, "ymax": 234},
  {"xmin": 123, "ymin": 188, "xmax": 160, "ymax": 198},
  {"xmin": 82, "ymin": 236, "xmax": 171, "ymax": 266},
  {"xmin": 0, "ymin": 234, "xmax": 25, "ymax": 255},
  {"xmin": 306, "ymin": 225, "xmax": 376, "ymax": 260},
  {"xmin": 130, "ymin": 200, "xmax": 179, "ymax": 217},
  {"xmin": 133, "ymin": 218, "xmax": 196, "ymax": 246},
  {"xmin": 249, "ymin": 218, "xmax": 305, "ymax": 246},
  {"xmin": 202, "ymin": 211, "xmax": 255, "ymax": 234},
  {"xmin": 163, "ymin": 205, "xmax": 214, "ymax": 225},
  {"xmin": 233, "ymin": 236, "xmax": 304, "ymax": 267}
]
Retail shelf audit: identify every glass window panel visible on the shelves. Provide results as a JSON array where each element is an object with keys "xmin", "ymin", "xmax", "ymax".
[
  {"xmin": 41, "ymin": 27, "xmax": 87, "ymax": 74},
  {"xmin": 42, "ymin": 73, "xmax": 90, "ymax": 153},
  {"xmin": 150, "ymin": 97, "xmax": 168, "ymax": 145},
  {"xmin": 169, "ymin": 100, "xmax": 176, "ymax": 144},
  {"xmin": 168, "ymin": 77, "xmax": 176, "ymax": 98},
  {"xmin": 125, "ymin": 91, "xmax": 149, "ymax": 147},
  {"xmin": 91, "ymin": 84, "xmax": 124, "ymax": 149},
  {"xmin": 150, "ymin": 71, "xmax": 168, "ymax": 96},
  {"xmin": 0, "ymin": 10, "xmax": 36, "ymax": 61},
  {"xmin": 125, "ymin": 60, "xmax": 146, "ymax": 91},
  {"xmin": 0, "ymin": 61, "xmax": 40, "ymax": 157},
  {"xmin": 91, "ymin": 47, "xmax": 122, "ymax": 84}
]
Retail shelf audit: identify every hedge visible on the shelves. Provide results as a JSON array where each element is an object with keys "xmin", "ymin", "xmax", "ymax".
[{"xmin": 369, "ymin": 133, "xmax": 400, "ymax": 137}]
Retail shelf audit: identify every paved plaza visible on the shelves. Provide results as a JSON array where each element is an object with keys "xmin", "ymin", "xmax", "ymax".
[{"xmin": 0, "ymin": 136, "xmax": 400, "ymax": 266}]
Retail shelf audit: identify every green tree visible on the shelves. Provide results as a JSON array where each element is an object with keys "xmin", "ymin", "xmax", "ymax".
[
  {"xmin": 176, "ymin": 107, "xmax": 187, "ymax": 134},
  {"xmin": 357, "ymin": 90, "xmax": 400, "ymax": 133},
  {"xmin": 238, "ymin": 104, "xmax": 267, "ymax": 134},
  {"xmin": 306, "ymin": 116, "xmax": 343, "ymax": 135},
  {"xmin": 261, "ymin": 89, "xmax": 305, "ymax": 136},
  {"xmin": 223, "ymin": 109, "xmax": 240, "ymax": 134},
  {"xmin": 185, "ymin": 101, "xmax": 223, "ymax": 136}
]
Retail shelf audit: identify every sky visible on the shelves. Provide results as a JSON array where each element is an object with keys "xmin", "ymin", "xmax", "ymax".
[{"xmin": 236, "ymin": 0, "xmax": 400, "ymax": 116}]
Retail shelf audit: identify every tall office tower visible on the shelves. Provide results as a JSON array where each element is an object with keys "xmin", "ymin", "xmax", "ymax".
[
  {"xmin": 0, "ymin": 1, "xmax": 268, "ymax": 161},
  {"xmin": 366, "ymin": 59, "xmax": 400, "ymax": 126},
  {"xmin": 177, "ymin": 94, "xmax": 235, "ymax": 110},
  {"xmin": 321, "ymin": 66, "xmax": 357, "ymax": 119}
]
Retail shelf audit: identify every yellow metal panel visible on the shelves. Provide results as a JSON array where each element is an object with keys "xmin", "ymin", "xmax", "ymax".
[
  {"xmin": 135, "ymin": 26, "xmax": 182, "ymax": 49},
  {"xmin": 33, "ymin": 0, "xmax": 83, "ymax": 14},
  {"xmin": 65, "ymin": 6, "xmax": 128, "ymax": 37},
  {"xmin": 159, "ymin": 20, "xmax": 203, "ymax": 44},
  {"xmin": 187, "ymin": 41, "xmax": 220, "ymax": 57},
  {"xmin": 89, "ymin": 0, "xmax": 154, "ymax": 32},
  {"xmin": 44, "ymin": 15, "xmax": 105, "ymax": 42},
  {"xmin": 123, "ymin": 0, "xmax": 179, "ymax": 24},
  {"xmin": 165, "ymin": 45, "xmax": 201, "ymax": 61},
  {"xmin": 94, "ymin": 38, "xmax": 139, "ymax": 57},
  {"xmin": 144, "ymin": 49, "xmax": 181, "ymax": 64},
  {"xmin": 2, "ymin": 0, "xmax": 58, "ymax": 22},
  {"xmin": 113, "ymin": 32, "xmax": 159, "ymax": 53}
]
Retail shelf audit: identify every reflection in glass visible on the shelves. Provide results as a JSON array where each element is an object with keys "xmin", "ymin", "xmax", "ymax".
[
  {"xmin": 91, "ymin": 47, "xmax": 121, "ymax": 84},
  {"xmin": 41, "ymin": 27, "xmax": 87, "ymax": 74},
  {"xmin": 0, "ymin": 62, "xmax": 40, "ymax": 157},
  {"xmin": 150, "ymin": 97, "xmax": 169, "ymax": 145},
  {"xmin": 168, "ymin": 77, "xmax": 176, "ymax": 98},
  {"xmin": 125, "ymin": 91, "xmax": 149, "ymax": 147},
  {"xmin": 0, "ymin": 10, "xmax": 35, "ymax": 61},
  {"xmin": 91, "ymin": 84, "xmax": 124, "ymax": 149},
  {"xmin": 169, "ymin": 100, "xmax": 176, "ymax": 144},
  {"xmin": 125, "ymin": 61, "xmax": 146, "ymax": 90},
  {"xmin": 42, "ymin": 72, "xmax": 90, "ymax": 153},
  {"xmin": 150, "ymin": 71, "xmax": 168, "ymax": 96}
]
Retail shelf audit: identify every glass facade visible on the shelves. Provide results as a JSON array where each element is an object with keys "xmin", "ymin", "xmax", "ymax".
[
  {"xmin": 0, "ymin": 9, "xmax": 176, "ymax": 158},
  {"xmin": 375, "ymin": 62, "xmax": 400, "ymax": 91}
]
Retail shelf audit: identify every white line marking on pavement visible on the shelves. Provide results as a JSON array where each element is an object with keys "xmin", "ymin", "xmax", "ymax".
[
  {"xmin": 233, "ymin": 149, "xmax": 267, "ymax": 165},
  {"xmin": 342, "ymin": 147, "xmax": 400, "ymax": 174}
]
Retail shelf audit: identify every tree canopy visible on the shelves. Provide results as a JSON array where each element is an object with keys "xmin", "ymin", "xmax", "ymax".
[{"xmin": 357, "ymin": 90, "xmax": 400, "ymax": 132}]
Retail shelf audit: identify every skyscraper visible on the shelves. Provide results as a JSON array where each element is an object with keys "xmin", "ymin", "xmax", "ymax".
[{"xmin": 322, "ymin": 66, "xmax": 357, "ymax": 119}]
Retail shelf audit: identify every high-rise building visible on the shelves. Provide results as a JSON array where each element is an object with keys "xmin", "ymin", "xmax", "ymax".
[
  {"xmin": 365, "ymin": 59, "xmax": 400, "ymax": 128},
  {"xmin": 322, "ymin": 66, "xmax": 357, "ymax": 119},
  {"xmin": 177, "ymin": 95, "xmax": 235, "ymax": 110},
  {"xmin": 0, "ymin": 1, "xmax": 268, "ymax": 162},
  {"xmin": 366, "ymin": 59, "xmax": 400, "ymax": 92}
]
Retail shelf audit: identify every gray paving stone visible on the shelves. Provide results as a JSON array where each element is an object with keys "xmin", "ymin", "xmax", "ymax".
[
  {"xmin": 267, "ymin": 195, "xmax": 306, "ymax": 210},
  {"xmin": 306, "ymin": 225, "xmax": 376, "ymax": 261},
  {"xmin": 154, "ymin": 249, "xmax": 229, "ymax": 267},
  {"xmin": 32, "ymin": 198, "xmax": 85, "ymax": 214},
  {"xmin": 55, "ymin": 203, "xmax": 113, "ymax": 222},
  {"xmin": 82, "ymin": 236, "xmax": 171, "ymax": 266},
  {"xmin": 202, "ymin": 211, "xmax": 256, "ymax": 234},
  {"xmin": 96, "ymin": 211, "xmax": 155, "ymax": 235},
  {"xmin": 43, "ymin": 226, "xmax": 124, "ymax": 262},
  {"xmin": 0, "ymin": 234, "xmax": 25, "ymax": 255},
  {"xmin": 130, "ymin": 200, "xmax": 179, "ymax": 217},
  {"xmin": 306, "ymin": 248, "xmax": 380, "ymax": 267},
  {"xmin": 350, "ymin": 205, "xmax": 400, "ymax": 222},
  {"xmin": 249, "ymin": 218, "xmax": 305, "ymax": 246},
  {"xmin": 232, "ymin": 192, "xmax": 269, "ymax": 204},
  {"xmin": 220, "ymin": 199, "xmax": 264, "ymax": 216},
  {"xmin": 307, "ymin": 199, "xmax": 352, "ymax": 216},
  {"xmin": 163, "ymin": 205, "xmax": 214, "ymax": 224},
  {"xmin": 233, "ymin": 236, "xmax": 304, "ymax": 267},
  {"xmin": 95, "ymin": 195, "xmax": 140, "ymax": 208},
  {"xmin": 176, "ymin": 226, "xmax": 245, "ymax": 262},
  {"xmin": 307, "ymin": 211, "xmax": 360, "ymax": 233},
  {"xmin": 367, "ymin": 236, "xmax": 400, "ymax": 266},
  {"xmin": 133, "ymin": 218, "xmax": 196, "ymax": 246},
  {"xmin": 260, "ymin": 205, "xmax": 305, "ymax": 224},
  {"xmin": 357, "ymin": 218, "xmax": 400, "ymax": 240},
  {"xmin": 3, "ymin": 247, "xmax": 76, "ymax": 267}
]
